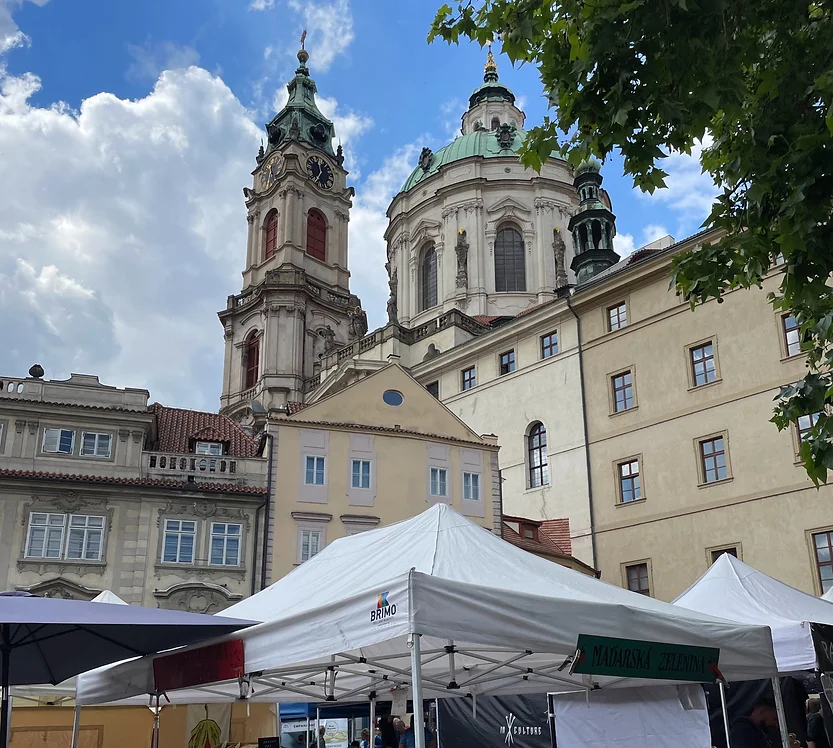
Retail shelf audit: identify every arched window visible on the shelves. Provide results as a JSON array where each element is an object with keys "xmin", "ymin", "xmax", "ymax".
[
  {"xmin": 420, "ymin": 243, "xmax": 438, "ymax": 311},
  {"xmin": 264, "ymin": 211, "xmax": 278, "ymax": 259},
  {"xmin": 243, "ymin": 332, "xmax": 260, "ymax": 390},
  {"xmin": 495, "ymin": 225, "xmax": 526, "ymax": 292},
  {"xmin": 490, "ymin": 116, "xmax": 500, "ymax": 131},
  {"xmin": 528, "ymin": 422, "xmax": 549, "ymax": 488},
  {"xmin": 306, "ymin": 209, "xmax": 327, "ymax": 261}
]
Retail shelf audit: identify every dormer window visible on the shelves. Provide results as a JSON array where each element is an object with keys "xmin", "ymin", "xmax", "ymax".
[
  {"xmin": 195, "ymin": 441, "xmax": 224, "ymax": 456},
  {"xmin": 520, "ymin": 523, "xmax": 539, "ymax": 541}
]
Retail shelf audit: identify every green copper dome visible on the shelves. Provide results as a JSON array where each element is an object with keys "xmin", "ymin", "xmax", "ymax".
[{"xmin": 575, "ymin": 157, "xmax": 602, "ymax": 176}]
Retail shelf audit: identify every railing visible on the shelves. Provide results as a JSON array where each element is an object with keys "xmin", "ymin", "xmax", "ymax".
[
  {"xmin": 0, "ymin": 379, "xmax": 25, "ymax": 395},
  {"xmin": 143, "ymin": 452, "xmax": 266, "ymax": 486},
  {"xmin": 303, "ymin": 374, "xmax": 321, "ymax": 393}
]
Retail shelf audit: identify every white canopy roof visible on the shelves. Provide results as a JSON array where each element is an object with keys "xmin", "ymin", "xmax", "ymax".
[
  {"xmin": 674, "ymin": 553, "xmax": 833, "ymax": 672},
  {"xmin": 77, "ymin": 504, "xmax": 777, "ymax": 706}
]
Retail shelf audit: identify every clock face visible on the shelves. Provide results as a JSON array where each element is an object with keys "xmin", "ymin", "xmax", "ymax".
[
  {"xmin": 259, "ymin": 152, "xmax": 284, "ymax": 191},
  {"xmin": 306, "ymin": 155, "xmax": 334, "ymax": 190}
]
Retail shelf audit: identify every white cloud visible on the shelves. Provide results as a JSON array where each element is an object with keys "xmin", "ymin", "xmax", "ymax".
[
  {"xmin": 614, "ymin": 224, "xmax": 673, "ymax": 259},
  {"xmin": 317, "ymin": 95, "xmax": 372, "ymax": 176},
  {"xmin": 249, "ymin": 0, "xmax": 274, "ymax": 9},
  {"xmin": 126, "ymin": 40, "xmax": 200, "ymax": 82},
  {"xmin": 0, "ymin": 0, "xmax": 47, "ymax": 55},
  {"xmin": 439, "ymin": 98, "xmax": 463, "ymax": 139},
  {"xmin": 614, "ymin": 233, "xmax": 636, "ymax": 258},
  {"xmin": 0, "ymin": 66, "xmax": 263, "ymax": 409},
  {"xmin": 287, "ymin": 0, "xmax": 353, "ymax": 72},
  {"xmin": 642, "ymin": 224, "xmax": 670, "ymax": 244}
]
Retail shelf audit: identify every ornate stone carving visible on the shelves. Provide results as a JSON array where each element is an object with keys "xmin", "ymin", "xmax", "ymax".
[
  {"xmin": 23, "ymin": 492, "xmax": 113, "ymax": 524},
  {"xmin": 27, "ymin": 421, "xmax": 38, "ymax": 435},
  {"xmin": 418, "ymin": 147, "xmax": 433, "ymax": 171},
  {"xmin": 336, "ymin": 143, "xmax": 344, "ymax": 166},
  {"xmin": 17, "ymin": 559, "xmax": 106, "ymax": 576},
  {"xmin": 154, "ymin": 565, "xmax": 246, "ymax": 581},
  {"xmin": 334, "ymin": 208, "xmax": 349, "ymax": 221},
  {"xmin": 15, "ymin": 420, "xmax": 25, "ymax": 434},
  {"xmin": 16, "ymin": 576, "xmax": 101, "ymax": 600},
  {"xmin": 386, "ymin": 262, "xmax": 398, "ymax": 324},
  {"xmin": 534, "ymin": 198, "xmax": 561, "ymax": 215},
  {"xmin": 153, "ymin": 582, "xmax": 243, "ymax": 615},
  {"xmin": 157, "ymin": 501, "xmax": 251, "ymax": 532},
  {"xmin": 495, "ymin": 123, "xmax": 517, "ymax": 149},
  {"xmin": 348, "ymin": 296, "xmax": 368, "ymax": 340},
  {"xmin": 553, "ymin": 228, "xmax": 569, "ymax": 288},
  {"xmin": 455, "ymin": 228, "xmax": 469, "ymax": 289},
  {"xmin": 320, "ymin": 325, "xmax": 337, "ymax": 353}
]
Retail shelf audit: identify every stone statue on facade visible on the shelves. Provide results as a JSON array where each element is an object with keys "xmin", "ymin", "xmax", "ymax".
[
  {"xmin": 455, "ymin": 228, "xmax": 469, "ymax": 289},
  {"xmin": 386, "ymin": 262, "xmax": 398, "ymax": 324},
  {"xmin": 553, "ymin": 227, "xmax": 569, "ymax": 288},
  {"xmin": 348, "ymin": 295, "xmax": 368, "ymax": 339},
  {"xmin": 320, "ymin": 325, "xmax": 337, "ymax": 353}
]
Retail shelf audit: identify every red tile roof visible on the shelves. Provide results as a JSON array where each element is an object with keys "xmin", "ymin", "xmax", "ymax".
[
  {"xmin": 471, "ymin": 315, "xmax": 503, "ymax": 326},
  {"xmin": 0, "ymin": 469, "xmax": 267, "ymax": 496},
  {"xmin": 502, "ymin": 523, "xmax": 569, "ymax": 558},
  {"xmin": 502, "ymin": 515, "xmax": 572, "ymax": 555},
  {"xmin": 286, "ymin": 401, "xmax": 310, "ymax": 415},
  {"xmin": 0, "ymin": 396, "xmax": 147, "ymax": 414},
  {"xmin": 516, "ymin": 300, "xmax": 557, "ymax": 318},
  {"xmin": 149, "ymin": 403, "xmax": 258, "ymax": 457},
  {"xmin": 541, "ymin": 518, "xmax": 572, "ymax": 555}
]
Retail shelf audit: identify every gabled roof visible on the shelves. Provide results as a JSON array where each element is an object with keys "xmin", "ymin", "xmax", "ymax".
[
  {"xmin": 148, "ymin": 403, "xmax": 259, "ymax": 458},
  {"xmin": 502, "ymin": 515, "xmax": 572, "ymax": 556}
]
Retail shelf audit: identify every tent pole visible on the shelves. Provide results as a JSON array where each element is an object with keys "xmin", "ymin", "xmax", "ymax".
[
  {"xmin": 718, "ymin": 681, "xmax": 731, "ymax": 748},
  {"xmin": 409, "ymin": 634, "xmax": 425, "ymax": 748},
  {"xmin": 275, "ymin": 702, "xmax": 281, "ymax": 738},
  {"xmin": 70, "ymin": 703, "xmax": 81, "ymax": 748},
  {"xmin": 306, "ymin": 716, "xmax": 311, "ymax": 748},
  {"xmin": 151, "ymin": 695, "xmax": 161, "ymax": 748},
  {"xmin": 771, "ymin": 676, "xmax": 790, "ymax": 748},
  {"xmin": 369, "ymin": 696, "xmax": 375, "ymax": 743}
]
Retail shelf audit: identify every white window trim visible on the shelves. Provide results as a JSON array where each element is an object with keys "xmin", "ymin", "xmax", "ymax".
[
  {"xmin": 196, "ymin": 441, "xmax": 224, "ymax": 456},
  {"xmin": 462, "ymin": 471, "xmax": 481, "ymax": 501},
  {"xmin": 65, "ymin": 514, "xmax": 105, "ymax": 561},
  {"xmin": 24, "ymin": 512, "xmax": 66, "ymax": 560},
  {"xmin": 80, "ymin": 431, "xmax": 112, "ymax": 458},
  {"xmin": 350, "ymin": 458, "xmax": 372, "ymax": 490},
  {"xmin": 161, "ymin": 518, "xmax": 197, "ymax": 564},
  {"xmin": 304, "ymin": 454, "xmax": 327, "ymax": 486},
  {"xmin": 430, "ymin": 466, "xmax": 449, "ymax": 497},
  {"xmin": 42, "ymin": 428, "xmax": 75, "ymax": 455},
  {"xmin": 209, "ymin": 522, "xmax": 242, "ymax": 566}
]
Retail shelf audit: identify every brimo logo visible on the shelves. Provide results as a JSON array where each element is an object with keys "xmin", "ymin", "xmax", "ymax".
[{"xmin": 370, "ymin": 591, "xmax": 397, "ymax": 623}]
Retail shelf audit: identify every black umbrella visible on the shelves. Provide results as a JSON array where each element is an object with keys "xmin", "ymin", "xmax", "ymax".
[{"xmin": 0, "ymin": 591, "xmax": 253, "ymax": 747}]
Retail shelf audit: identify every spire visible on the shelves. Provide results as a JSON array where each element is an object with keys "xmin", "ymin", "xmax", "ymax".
[
  {"xmin": 484, "ymin": 43, "xmax": 498, "ymax": 83},
  {"xmin": 297, "ymin": 29, "xmax": 309, "ymax": 74}
]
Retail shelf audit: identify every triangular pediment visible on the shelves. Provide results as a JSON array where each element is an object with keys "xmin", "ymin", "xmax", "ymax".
[
  {"xmin": 486, "ymin": 195, "xmax": 531, "ymax": 216},
  {"xmin": 18, "ymin": 576, "xmax": 101, "ymax": 600},
  {"xmin": 410, "ymin": 218, "xmax": 443, "ymax": 247}
]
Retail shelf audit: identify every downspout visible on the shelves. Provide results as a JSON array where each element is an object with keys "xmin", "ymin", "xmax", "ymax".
[
  {"xmin": 250, "ymin": 499, "xmax": 264, "ymax": 597},
  {"xmin": 566, "ymin": 295, "xmax": 598, "ymax": 569},
  {"xmin": 259, "ymin": 432, "xmax": 275, "ymax": 591}
]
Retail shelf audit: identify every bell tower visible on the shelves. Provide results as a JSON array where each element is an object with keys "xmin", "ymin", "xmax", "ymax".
[{"xmin": 218, "ymin": 37, "xmax": 367, "ymax": 426}]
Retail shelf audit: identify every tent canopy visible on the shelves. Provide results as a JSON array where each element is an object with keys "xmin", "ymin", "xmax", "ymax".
[
  {"xmin": 674, "ymin": 554, "xmax": 833, "ymax": 672},
  {"xmin": 77, "ymin": 504, "xmax": 778, "ymax": 706}
]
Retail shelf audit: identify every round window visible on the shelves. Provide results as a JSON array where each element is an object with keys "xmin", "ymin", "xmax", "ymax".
[{"xmin": 382, "ymin": 390, "xmax": 404, "ymax": 406}]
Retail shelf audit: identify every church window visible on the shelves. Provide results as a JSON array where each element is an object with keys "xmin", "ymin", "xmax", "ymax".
[
  {"xmin": 490, "ymin": 116, "xmax": 500, "ymax": 131},
  {"xmin": 528, "ymin": 422, "xmax": 549, "ymax": 488},
  {"xmin": 306, "ymin": 209, "xmax": 327, "ymax": 262},
  {"xmin": 420, "ymin": 244, "xmax": 438, "ymax": 311},
  {"xmin": 265, "ymin": 211, "xmax": 278, "ymax": 259},
  {"xmin": 494, "ymin": 225, "xmax": 526, "ymax": 292},
  {"xmin": 244, "ymin": 332, "xmax": 260, "ymax": 390}
]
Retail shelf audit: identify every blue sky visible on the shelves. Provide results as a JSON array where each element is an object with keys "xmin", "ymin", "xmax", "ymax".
[{"xmin": 0, "ymin": 0, "xmax": 715, "ymax": 410}]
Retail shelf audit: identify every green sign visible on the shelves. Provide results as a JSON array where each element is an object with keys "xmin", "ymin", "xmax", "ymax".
[{"xmin": 573, "ymin": 634, "xmax": 720, "ymax": 683}]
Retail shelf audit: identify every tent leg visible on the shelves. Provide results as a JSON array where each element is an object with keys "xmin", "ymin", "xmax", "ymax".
[
  {"xmin": 70, "ymin": 704, "xmax": 81, "ymax": 748},
  {"xmin": 718, "ymin": 681, "xmax": 732, "ymax": 748},
  {"xmin": 1, "ymin": 629, "xmax": 10, "ymax": 748},
  {"xmin": 275, "ymin": 703, "xmax": 281, "ymax": 738},
  {"xmin": 369, "ymin": 696, "xmax": 375, "ymax": 740},
  {"xmin": 771, "ymin": 676, "xmax": 790, "ymax": 748},
  {"xmin": 306, "ymin": 717, "xmax": 311, "ymax": 748},
  {"xmin": 410, "ymin": 634, "xmax": 425, "ymax": 748},
  {"xmin": 150, "ymin": 695, "xmax": 161, "ymax": 748}
]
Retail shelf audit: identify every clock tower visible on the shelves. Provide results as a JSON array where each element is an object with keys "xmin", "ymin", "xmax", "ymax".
[{"xmin": 218, "ymin": 41, "xmax": 367, "ymax": 426}]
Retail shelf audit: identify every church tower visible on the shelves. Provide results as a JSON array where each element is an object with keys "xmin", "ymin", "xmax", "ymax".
[
  {"xmin": 218, "ymin": 39, "xmax": 367, "ymax": 426},
  {"xmin": 569, "ymin": 158, "xmax": 619, "ymax": 283}
]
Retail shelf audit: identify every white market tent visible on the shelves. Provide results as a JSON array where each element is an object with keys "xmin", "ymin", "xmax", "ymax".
[
  {"xmin": 674, "ymin": 553, "xmax": 833, "ymax": 672},
  {"xmin": 77, "ymin": 504, "xmax": 777, "ymax": 712}
]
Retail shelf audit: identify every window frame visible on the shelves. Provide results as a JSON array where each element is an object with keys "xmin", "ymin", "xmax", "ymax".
[
  {"xmin": 42, "ymin": 428, "xmax": 75, "ymax": 455},
  {"xmin": 299, "ymin": 528, "xmax": 323, "ymax": 562},
  {"xmin": 65, "ymin": 514, "xmax": 105, "ymax": 561},
  {"xmin": 80, "ymin": 431, "xmax": 112, "ymax": 459},
  {"xmin": 306, "ymin": 209, "xmax": 327, "ymax": 262},
  {"xmin": 161, "ymin": 518, "xmax": 197, "ymax": 564},
  {"xmin": 622, "ymin": 559, "xmax": 652, "ymax": 596},
  {"xmin": 781, "ymin": 314, "xmax": 802, "ymax": 359},
  {"xmin": 811, "ymin": 529, "xmax": 833, "ymax": 595},
  {"xmin": 607, "ymin": 302, "xmax": 628, "ymax": 332},
  {"xmin": 264, "ymin": 210, "xmax": 279, "ymax": 259},
  {"xmin": 243, "ymin": 332, "xmax": 260, "ymax": 390},
  {"xmin": 462, "ymin": 471, "xmax": 481, "ymax": 501},
  {"xmin": 687, "ymin": 338, "xmax": 721, "ymax": 389},
  {"xmin": 498, "ymin": 350, "xmax": 516, "ymax": 376},
  {"xmin": 615, "ymin": 456, "xmax": 643, "ymax": 505},
  {"xmin": 24, "ymin": 512, "xmax": 67, "ymax": 560},
  {"xmin": 494, "ymin": 224, "xmax": 526, "ymax": 292},
  {"xmin": 527, "ymin": 422, "xmax": 549, "ymax": 488},
  {"xmin": 695, "ymin": 431, "xmax": 732, "ymax": 486},
  {"xmin": 195, "ymin": 441, "xmax": 224, "ymax": 456},
  {"xmin": 461, "ymin": 366, "xmax": 477, "ymax": 391},
  {"xmin": 304, "ymin": 455, "xmax": 327, "ymax": 486},
  {"xmin": 351, "ymin": 458, "xmax": 372, "ymax": 490},
  {"xmin": 540, "ymin": 331, "xmax": 558, "ymax": 360},
  {"xmin": 429, "ymin": 466, "xmax": 448, "ymax": 497},
  {"xmin": 425, "ymin": 381, "xmax": 440, "ymax": 399},
  {"xmin": 209, "ymin": 522, "xmax": 242, "ymax": 567},
  {"xmin": 707, "ymin": 544, "xmax": 741, "ymax": 566},
  {"xmin": 419, "ymin": 243, "xmax": 438, "ymax": 312},
  {"xmin": 610, "ymin": 368, "xmax": 636, "ymax": 414}
]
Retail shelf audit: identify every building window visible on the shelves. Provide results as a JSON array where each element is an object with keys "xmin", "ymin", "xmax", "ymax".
[
  {"xmin": 782, "ymin": 314, "xmax": 802, "ymax": 357},
  {"xmin": 244, "ymin": 332, "xmax": 260, "ymax": 390},
  {"xmin": 797, "ymin": 413, "xmax": 822, "ymax": 443},
  {"xmin": 420, "ymin": 244, "xmax": 438, "ymax": 311},
  {"xmin": 461, "ymin": 366, "xmax": 476, "ymax": 391},
  {"xmin": 494, "ymin": 225, "xmax": 526, "ymax": 292},
  {"xmin": 499, "ymin": 350, "xmax": 516, "ymax": 376},
  {"xmin": 306, "ymin": 209, "xmax": 327, "ymax": 261},
  {"xmin": 618, "ymin": 459, "xmax": 642, "ymax": 503},
  {"xmin": 80, "ymin": 432, "xmax": 111, "ymax": 458},
  {"xmin": 710, "ymin": 546, "xmax": 738, "ymax": 564},
  {"xmin": 490, "ymin": 116, "xmax": 500, "ymax": 130},
  {"xmin": 42, "ymin": 428, "xmax": 74, "ymax": 455},
  {"xmin": 65, "ymin": 515, "xmax": 105, "ymax": 561},
  {"xmin": 210, "ymin": 522, "xmax": 241, "ymax": 566},
  {"xmin": 195, "ymin": 441, "xmax": 224, "ymax": 456},
  {"xmin": 426, "ymin": 381, "xmax": 440, "ymax": 399},
  {"xmin": 351, "ymin": 459, "xmax": 371, "ymax": 489},
  {"xmin": 612, "ymin": 371, "xmax": 635, "ymax": 412},
  {"xmin": 608, "ymin": 302, "xmax": 628, "ymax": 331},
  {"xmin": 690, "ymin": 342, "xmax": 718, "ymax": 387},
  {"xmin": 430, "ymin": 467, "xmax": 448, "ymax": 497},
  {"xmin": 25, "ymin": 513, "xmax": 66, "ymax": 559},
  {"xmin": 305, "ymin": 455, "xmax": 326, "ymax": 485},
  {"xmin": 528, "ymin": 422, "xmax": 549, "ymax": 488},
  {"xmin": 813, "ymin": 531, "xmax": 833, "ymax": 593},
  {"xmin": 463, "ymin": 472, "xmax": 480, "ymax": 501},
  {"xmin": 265, "ymin": 211, "xmax": 278, "ymax": 259},
  {"xmin": 300, "ymin": 529, "xmax": 322, "ymax": 562},
  {"xmin": 541, "ymin": 331, "xmax": 558, "ymax": 359},
  {"xmin": 520, "ymin": 523, "xmax": 538, "ymax": 540},
  {"xmin": 162, "ymin": 519, "xmax": 196, "ymax": 564},
  {"xmin": 625, "ymin": 562, "xmax": 650, "ymax": 595},
  {"xmin": 699, "ymin": 436, "xmax": 728, "ymax": 483}
]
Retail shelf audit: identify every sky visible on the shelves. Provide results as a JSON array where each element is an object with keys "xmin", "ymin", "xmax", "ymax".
[{"xmin": 0, "ymin": 0, "xmax": 717, "ymax": 411}]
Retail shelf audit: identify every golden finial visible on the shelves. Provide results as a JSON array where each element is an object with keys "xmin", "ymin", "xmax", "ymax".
[{"xmin": 485, "ymin": 47, "xmax": 497, "ymax": 73}]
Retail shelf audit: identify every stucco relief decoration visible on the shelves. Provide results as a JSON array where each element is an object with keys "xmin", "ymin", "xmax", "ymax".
[
  {"xmin": 455, "ymin": 228, "xmax": 469, "ymax": 289},
  {"xmin": 153, "ymin": 583, "xmax": 242, "ymax": 615},
  {"xmin": 24, "ymin": 492, "xmax": 113, "ymax": 524},
  {"xmin": 320, "ymin": 325, "xmax": 337, "ymax": 353},
  {"xmin": 18, "ymin": 577, "xmax": 100, "ymax": 601},
  {"xmin": 418, "ymin": 147, "xmax": 433, "ymax": 172},
  {"xmin": 158, "ymin": 501, "xmax": 250, "ymax": 532},
  {"xmin": 386, "ymin": 262, "xmax": 398, "ymax": 324},
  {"xmin": 553, "ymin": 228, "xmax": 569, "ymax": 288},
  {"xmin": 495, "ymin": 123, "xmax": 516, "ymax": 150}
]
